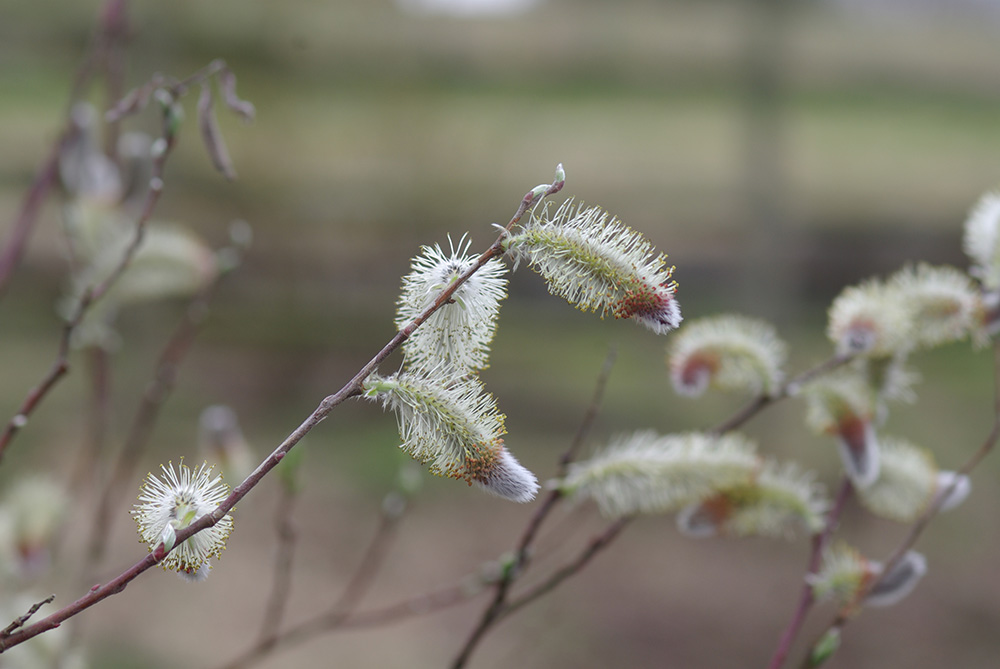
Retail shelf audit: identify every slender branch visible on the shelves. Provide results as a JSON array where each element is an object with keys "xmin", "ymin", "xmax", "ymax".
[
  {"xmin": 0, "ymin": 118, "xmax": 171, "ymax": 464},
  {"xmin": 497, "ymin": 516, "xmax": 630, "ymax": 623},
  {"xmin": 220, "ymin": 578, "xmax": 486, "ymax": 669},
  {"xmin": 710, "ymin": 352, "xmax": 854, "ymax": 436},
  {"xmin": 1, "ymin": 596, "xmax": 56, "ymax": 637},
  {"xmin": 87, "ymin": 279, "xmax": 219, "ymax": 564},
  {"xmin": 217, "ymin": 494, "xmax": 405, "ymax": 669},
  {"xmin": 800, "ymin": 340, "xmax": 1000, "ymax": 667},
  {"xmin": 0, "ymin": 55, "xmax": 252, "ymax": 463},
  {"xmin": 0, "ymin": 137, "xmax": 67, "ymax": 298},
  {"xmin": 256, "ymin": 483, "xmax": 300, "ymax": 644},
  {"xmin": 0, "ymin": 173, "xmax": 564, "ymax": 653},
  {"xmin": 449, "ymin": 347, "xmax": 618, "ymax": 669},
  {"xmin": 766, "ymin": 477, "xmax": 853, "ymax": 669}
]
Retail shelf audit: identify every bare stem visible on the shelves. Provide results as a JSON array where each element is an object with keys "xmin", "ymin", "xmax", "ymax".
[
  {"xmin": 800, "ymin": 340, "xmax": 1000, "ymax": 667},
  {"xmin": 217, "ymin": 495, "xmax": 405, "ymax": 669},
  {"xmin": 87, "ymin": 279, "xmax": 218, "ymax": 565},
  {"xmin": 1, "ymin": 596, "xmax": 56, "ymax": 637},
  {"xmin": 256, "ymin": 483, "xmax": 300, "ymax": 645},
  {"xmin": 449, "ymin": 347, "xmax": 618, "ymax": 669},
  {"xmin": 710, "ymin": 352, "xmax": 854, "ymax": 436},
  {"xmin": 0, "ymin": 111, "xmax": 172, "ymax": 464},
  {"xmin": 0, "ymin": 172, "xmax": 564, "ymax": 653},
  {"xmin": 498, "ymin": 516, "xmax": 630, "ymax": 623},
  {"xmin": 766, "ymin": 477, "xmax": 853, "ymax": 669}
]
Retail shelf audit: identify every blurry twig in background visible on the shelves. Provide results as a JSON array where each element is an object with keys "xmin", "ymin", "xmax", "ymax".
[
  {"xmin": 0, "ymin": 0, "xmax": 130, "ymax": 299},
  {"xmin": 450, "ymin": 345, "xmax": 618, "ymax": 668},
  {"xmin": 710, "ymin": 351, "xmax": 855, "ymax": 436},
  {"xmin": 256, "ymin": 450, "xmax": 304, "ymax": 649},
  {"xmin": 0, "ymin": 55, "xmax": 252, "ymax": 463},
  {"xmin": 797, "ymin": 339, "xmax": 1000, "ymax": 669},
  {"xmin": 86, "ymin": 275, "xmax": 225, "ymax": 565},
  {"xmin": 217, "ymin": 487, "xmax": 408, "ymax": 669},
  {"xmin": 766, "ymin": 477, "xmax": 854, "ymax": 669},
  {"xmin": 0, "ymin": 172, "xmax": 565, "ymax": 653}
]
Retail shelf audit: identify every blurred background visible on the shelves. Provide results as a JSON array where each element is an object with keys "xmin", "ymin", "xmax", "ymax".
[{"xmin": 1, "ymin": 0, "xmax": 1000, "ymax": 667}]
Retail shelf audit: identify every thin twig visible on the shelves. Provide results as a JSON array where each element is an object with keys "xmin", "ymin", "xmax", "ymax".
[
  {"xmin": 0, "ymin": 53, "xmax": 248, "ymax": 462},
  {"xmin": 0, "ymin": 124, "xmax": 170, "ymax": 464},
  {"xmin": 800, "ymin": 340, "xmax": 1000, "ymax": 667},
  {"xmin": 449, "ymin": 346, "xmax": 618, "ymax": 668},
  {"xmin": 256, "ymin": 483, "xmax": 300, "ymax": 644},
  {"xmin": 217, "ymin": 497, "xmax": 406, "ymax": 669},
  {"xmin": 0, "ymin": 596, "xmax": 56, "ymax": 638},
  {"xmin": 0, "ymin": 173, "xmax": 564, "ymax": 653},
  {"xmin": 710, "ymin": 352, "xmax": 854, "ymax": 436},
  {"xmin": 766, "ymin": 477, "xmax": 853, "ymax": 669},
  {"xmin": 87, "ymin": 279, "xmax": 218, "ymax": 564},
  {"xmin": 497, "ymin": 516, "xmax": 631, "ymax": 623}
]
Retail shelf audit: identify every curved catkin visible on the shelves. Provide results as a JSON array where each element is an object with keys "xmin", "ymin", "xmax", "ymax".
[
  {"xmin": 362, "ymin": 371, "xmax": 538, "ymax": 502},
  {"xmin": 668, "ymin": 314, "xmax": 787, "ymax": 397},
  {"xmin": 505, "ymin": 199, "xmax": 681, "ymax": 334},
  {"xmin": 559, "ymin": 431, "xmax": 759, "ymax": 518},
  {"xmin": 964, "ymin": 191, "xmax": 1000, "ymax": 290}
]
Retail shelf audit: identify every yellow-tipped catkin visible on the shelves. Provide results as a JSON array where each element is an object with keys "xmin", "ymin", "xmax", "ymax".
[
  {"xmin": 363, "ymin": 370, "xmax": 538, "ymax": 502},
  {"xmin": 395, "ymin": 234, "xmax": 508, "ymax": 375},
  {"xmin": 504, "ymin": 199, "xmax": 681, "ymax": 334}
]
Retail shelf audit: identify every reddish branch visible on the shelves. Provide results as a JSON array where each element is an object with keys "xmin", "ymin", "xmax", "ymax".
[
  {"xmin": 87, "ymin": 280, "xmax": 220, "ymax": 564},
  {"xmin": 449, "ymin": 346, "xmax": 618, "ymax": 668},
  {"xmin": 766, "ymin": 477, "xmax": 854, "ymax": 669},
  {"xmin": 0, "ymin": 56, "xmax": 248, "ymax": 463},
  {"xmin": 0, "ymin": 174, "xmax": 564, "ymax": 653},
  {"xmin": 710, "ymin": 351, "xmax": 854, "ymax": 436},
  {"xmin": 796, "ymin": 340, "xmax": 1000, "ymax": 668}
]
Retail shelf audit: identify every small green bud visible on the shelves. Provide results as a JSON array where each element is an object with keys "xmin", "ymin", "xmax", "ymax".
[
  {"xmin": 528, "ymin": 184, "xmax": 549, "ymax": 202},
  {"xmin": 807, "ymin": 628, "xmax": 841, "ymax": 667},
  {"xmin": 160, "ymin": 522, "xmax": 178, "ymax": 553}
]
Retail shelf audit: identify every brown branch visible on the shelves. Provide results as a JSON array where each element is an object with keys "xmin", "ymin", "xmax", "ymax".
[
  {"xmin": 766, "ymin": 477, "xmax": 853, "ymax": 669},
  {"xmin": 800, "ymin": 340, "xmax": 1000, "ymax": 667},
  {"xmin": 496, "ymin": 516, "xmax": 630, "ymax": 624},
  {"xmin": 217, "ymin": 495, "xmax": 405, "ymax": 669},
  {"xmin": 0, "ymin": 56, "xmax": 250, "ymax": 464},
  {"xmin": 449, "ymin": 346, "xmax": 619, "ymax": 669},
  {"xmin": 1, "ymin": 596, "xmax": 56, "ymax": 637},
  {"xmin": 0, "ymin": 171, "xmax": 564, "ymax": 653},
  {"xmin": 87, "ymin": 279, "xmax": 219, "ymax": 565},
  {"xmin": 256, "ymin": 483, "xmax": 300, "ymax": 644},
  {"xmin": 710, "ymin": 352, "xmax": 854, "ymax": 436},
  {"xmin": 0, "ymin": 124, "xmax": 170, "ymax": 464}
]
